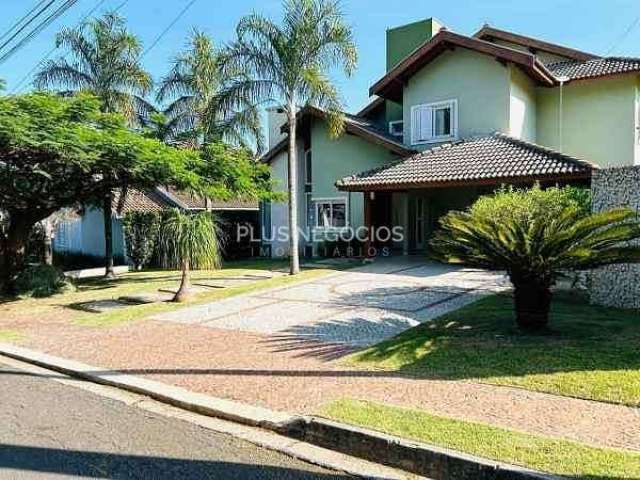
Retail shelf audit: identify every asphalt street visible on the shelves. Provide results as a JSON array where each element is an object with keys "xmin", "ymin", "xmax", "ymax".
[{"xmin": 0, "ymin": 361, "xmax": 349, "ymax": 479}]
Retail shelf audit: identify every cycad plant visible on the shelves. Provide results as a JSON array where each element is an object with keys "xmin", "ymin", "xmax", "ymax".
[
  {"xmin": 221, "ymin": 0, "xmax": 357, "ymax": 274},
  {"xmin": 159, "ymin": 209, "xmax": 221, "ymax": 303},
  {"xmin": 431, "ymin": 187, "xmax": 640, "ymax": 331},
  {"xmin": 157, "ymin": 31, "xmax": 263, "ymax": 149}
]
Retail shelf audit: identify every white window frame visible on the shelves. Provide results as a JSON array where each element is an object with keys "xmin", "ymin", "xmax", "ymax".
[
  {"xmin": 411, "ymin": 99, "xmax": 458, "ymax": 145},
  {"xmin": 311, "ymin": 197, "xmax": 349, "ymax": 230},
  {"xmin": 388, "ymin": 120, "xmax": 404, "ymax": 137}
]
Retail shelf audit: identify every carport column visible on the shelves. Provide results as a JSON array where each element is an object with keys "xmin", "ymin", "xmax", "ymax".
[{"xmin": 364, "ymin": 191, "xmax": 374, "ymax": 259}]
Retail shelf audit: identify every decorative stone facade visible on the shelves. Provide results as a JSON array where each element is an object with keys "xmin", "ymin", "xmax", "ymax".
[{"xmin": 590, "ymin": 166, "xmax": 640, "ymax": 309}]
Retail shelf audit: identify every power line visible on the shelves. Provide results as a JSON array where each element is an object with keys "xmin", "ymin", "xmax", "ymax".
[
  {"xmin": 11, "ymin": 0, "xmax": 118, "ymax": 92},
  {"xmin": 0, "ymin": 0, "xmax": 80, "ymax": 66},
  {"xmin": 605, "ymin": 16, "xmax": 640, "ymax": 56},
  {"xmin": 0, "ymin": 0, "xmax": 58, "ymax": 56},
  {"xmin": 0, "ymin": 0, "xmax": 50, "ymax": 43},
  {"xmin": 142, "ymin": 0, "xmax": 198, "ymax": 58}
]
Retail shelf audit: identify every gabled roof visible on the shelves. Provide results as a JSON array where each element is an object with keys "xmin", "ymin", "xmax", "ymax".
[
  {"xmin": 546, "ymin": 57, "xmax": 640, "ymax": 83},
  {"xmin": 473, "ymin": 25, "xmax": 598, "ymax": 62},
  {"xmin": 260, "ymin": 105, "xmax": 415, "ymax": 163},
  {"xmin": 370, "ymin": 30, "xmax": 556, "ymax": 102},
  {"xmin": 112, "ymin": 189, "xmax": 167, "ymax": 214},
  {"xmin": 111, "ymin": 187, "xmax": 258, "ymax": 214},
  {"xmin": 336, "ymin": 133, "xmax": 594, "ymax": 191}
]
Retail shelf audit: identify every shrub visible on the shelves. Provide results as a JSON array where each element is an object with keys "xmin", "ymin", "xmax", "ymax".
[
  {"xmin": 123, "ymin": 211, "xmax": 160, "ymax": 270},
  {"xmin": 14, "ymin": 264, "xmax": 73, "ymax": 298},
  {"xmin": 431, "ymin": 185, "xmax": 640, "ymax": 331}
]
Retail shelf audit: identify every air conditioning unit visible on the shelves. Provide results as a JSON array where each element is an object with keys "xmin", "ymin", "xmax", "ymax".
[{"xmin": 388, "ymin": 120, "xmax": 404, "ymax": 137}]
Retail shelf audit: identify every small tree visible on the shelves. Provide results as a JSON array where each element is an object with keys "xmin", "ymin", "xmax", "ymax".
[
  {"xmin": 123, "ymin": 211, "xmax": 160, "ymax": 270},
  {"xmin": 159, "ymin": 209, "xmax": 221, "ymax": 302},
  {"xmin": 431, "ymin": 186, "xmax": 640, "ymax": 331}
]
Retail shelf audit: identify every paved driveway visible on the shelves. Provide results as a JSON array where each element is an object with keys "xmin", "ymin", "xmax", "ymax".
[{"xmin": 153, "ymin": 257, "xmax": 506, "ymax": 349}]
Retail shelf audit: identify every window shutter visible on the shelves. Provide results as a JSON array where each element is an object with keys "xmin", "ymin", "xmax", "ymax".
[{"xmin": 421, "ymin": 106, "xmax": 432, "ymax": 142}]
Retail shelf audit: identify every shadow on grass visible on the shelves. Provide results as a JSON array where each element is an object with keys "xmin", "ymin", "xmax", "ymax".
[{"xmin": 263, "ymin": 283, "xmax": 640, "ymax": 389}]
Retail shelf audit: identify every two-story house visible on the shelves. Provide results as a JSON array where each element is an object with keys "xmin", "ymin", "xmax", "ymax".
[{"xmin": 261, "ymin": 18, "xmax": 640, "ymax": 257}]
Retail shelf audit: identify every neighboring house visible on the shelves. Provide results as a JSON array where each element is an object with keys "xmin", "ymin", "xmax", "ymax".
[
  {"xmin": 261, "ymin": 18, "xmax": 640, "ymax": 258},
  {"xmin": 53, "ymin": 187, "xmax": 259, "ymax": 265}
]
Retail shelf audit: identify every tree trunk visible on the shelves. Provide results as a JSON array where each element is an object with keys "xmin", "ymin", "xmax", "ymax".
[
  {"xmin": 287, "ymin": 102, "xmax": 300, "ymax": 275},
  {"xmin": 512, "ymin": 279, "xmax": 553, "ymax": 332},
  {"xmin": 0, "ymin": 215, "xmax": 35, "ymax": 293},
  {"xmin": 103, "ymin": 193, "xmax": 116, "ymax": 279},
  {"xmin": 42, "ymin": 218, "xmax": 54, "ymax": 266},
  {"xmin": 173, "ymin": 259, "xmax": 191, "ymax": 302}
]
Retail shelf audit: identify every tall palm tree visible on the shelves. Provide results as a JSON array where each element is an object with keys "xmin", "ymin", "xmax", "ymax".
[
  {"xmin": 159, "ymin": 209, "xmax": 221, "ymax": 303},
  {"xmin": 157, "ymin": 30, "xmax": 263, "ymax": 150},
  {"xmin": 221, "ymin": 0, "xmax": 357, "ymax": 275},
  {"xmin": 34, "ymin": 12, "xmax": 152, "ymax": 278}
]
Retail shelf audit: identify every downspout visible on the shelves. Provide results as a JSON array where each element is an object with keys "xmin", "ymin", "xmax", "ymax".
[{"xmin": 557, "ymin": 76, "xmax": 570, "ymax": 152}]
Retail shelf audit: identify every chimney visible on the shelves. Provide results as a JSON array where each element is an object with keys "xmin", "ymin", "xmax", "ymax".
[
  {"xmin": 266, "ymin": 106, "xmax": 288, "ymax": 149},
  {"xmin": 386, "ymin": 17, "xmax": 445, "ymax": 71}
]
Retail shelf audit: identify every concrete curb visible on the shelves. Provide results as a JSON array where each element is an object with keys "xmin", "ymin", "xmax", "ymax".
[{"xmin": 0, "ymin": 343, "xmax": 561, "ymax": 480}]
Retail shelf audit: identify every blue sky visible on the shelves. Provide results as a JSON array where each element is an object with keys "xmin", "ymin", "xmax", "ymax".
[{"xmin": 1, "ymin": 0, "xmax": 640, "ymax": 113}]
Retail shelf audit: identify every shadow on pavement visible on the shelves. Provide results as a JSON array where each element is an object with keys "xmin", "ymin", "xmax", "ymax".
[{"xmin": 0, "ymin": 444, "xmax": 349, "ymax": 479}]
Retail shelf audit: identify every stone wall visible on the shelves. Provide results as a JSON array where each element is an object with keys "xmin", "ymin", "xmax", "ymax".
[{"xmin": 590, "ymin": 166, "xmax": 640, "ymax": 309}]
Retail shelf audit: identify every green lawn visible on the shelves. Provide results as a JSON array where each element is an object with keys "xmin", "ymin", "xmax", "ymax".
[
  {"xmin": 322, "ymin": 399, "xmax": 640, "ymax": 480},
  {"xmin": 0, "ymin": 259, "xmax": 340, "ymax": 328},
  {"xmin": 347, "ymin": 292, "xmax": 640, "ymax": 406}
]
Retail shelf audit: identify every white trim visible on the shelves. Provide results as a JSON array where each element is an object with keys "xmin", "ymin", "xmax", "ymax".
[
  {"xmin": 310, "ymin": 196, "xmax": 349, "ymax": 230},
  {"xmin": 410, "ymin": 99, "xmax": 458, "ymax": 145}
]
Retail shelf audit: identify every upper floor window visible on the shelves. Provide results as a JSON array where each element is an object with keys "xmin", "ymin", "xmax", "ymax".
[
  {"xmin": 411, "ymin": 99, "xmax": 458, "ymax": 145},
  {"xmin": 388, "ymin": 120, "xmax": 404, "ymax": 137}
]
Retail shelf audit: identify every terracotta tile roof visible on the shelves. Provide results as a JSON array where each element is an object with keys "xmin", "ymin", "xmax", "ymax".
[
  {"xmin": 209, "ymin": 199, "xmax": 259, "ymax": 210},
  {"xmin": 112, "ymin": 189, "xmax": 168, "ymax": 213},
  {"xmin": 546, "ymin": 57, "xmax": 640, "ymax": 82},
  {"xmin": 336, "ymin": 133, "xmax": 594, "ymax": 191},
  {"xmin": 112, "ymin": 188, "xmax": 257, "ymax": 213},
  {"xmin": 160, "ymin": 187, "xmax": 207, "ymax": 209}
]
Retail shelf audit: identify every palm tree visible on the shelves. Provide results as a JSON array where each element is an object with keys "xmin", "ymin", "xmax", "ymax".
[
  {"xmin": 221, "ymin": 0, "xmax": 357, "ymax": 275},
  {"xmin": 157, "ymin": 30, "xmax": 263, "ymax": 150},
  {"xmin": 431, "ymin": 203, "xmax": 640, "ymax": 331},
  {"xmin": 34, "ymin": 12, "xmax": 152, "ymax": 279},
  {"xmin": 159, "ymin": 209, "xmax": 221, "ymax": 303}
]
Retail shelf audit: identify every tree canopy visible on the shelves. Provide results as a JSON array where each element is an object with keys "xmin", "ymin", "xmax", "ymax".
[{"xmin": 0, "ymin": 92, "xmax": 274, "ymax": 290}]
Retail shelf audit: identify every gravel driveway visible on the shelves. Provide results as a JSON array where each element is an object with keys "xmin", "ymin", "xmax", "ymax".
[{"xmin": 152, "ymin": 257, "xmax": 506, "ymax": 348}]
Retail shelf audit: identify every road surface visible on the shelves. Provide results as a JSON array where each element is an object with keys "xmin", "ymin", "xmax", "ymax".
[{"xmin": 0, "ymin": 361, "xmax": 348, "ymax": 479}]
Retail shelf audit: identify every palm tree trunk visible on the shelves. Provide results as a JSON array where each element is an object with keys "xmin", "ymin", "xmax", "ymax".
[
  {"xmin": 103, "ymin": 193, "xmax": 116, "ymax": 279},
  {"xmin": 287, "ymin": 101, "xmax": 300, "ymax": 275},
  {"xmin": 173, "ymin": 259, "xmax": 191, "ymax": 302},
  {"xmin": 512, "ymin": 278, "xmax": 552, "ymax": 331}
]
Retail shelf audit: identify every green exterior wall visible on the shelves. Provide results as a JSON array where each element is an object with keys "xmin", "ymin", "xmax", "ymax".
[
  {"xmin": 536, "ymin": 75, "xmax": 638, "ymax": 167},
  {"xmin": 309, "ymin": 118, "xmax": 399, "ymax": 234},
  {"xmin": 508, "ymin": 65, "xmax": 537, "ymax": 142},
  {"xmin": 402, "ymin": 48, "xmax": 510, "ymax": 149}
]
